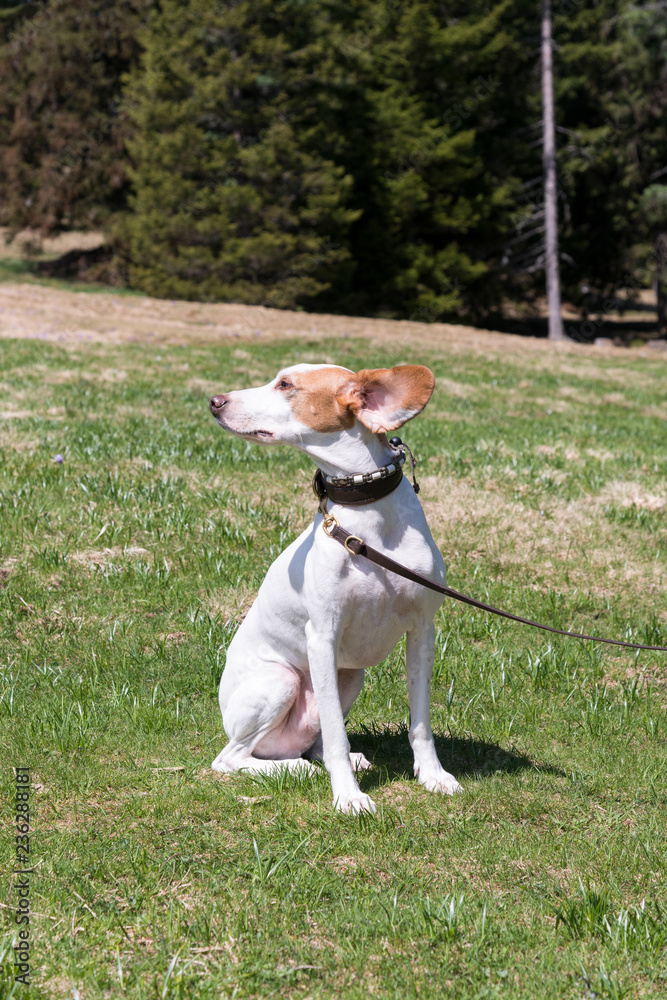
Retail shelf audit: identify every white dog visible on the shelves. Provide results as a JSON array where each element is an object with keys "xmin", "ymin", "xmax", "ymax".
[{"xmin": 209, "ymin": 363, "xmax": 462, "ymax": 814}]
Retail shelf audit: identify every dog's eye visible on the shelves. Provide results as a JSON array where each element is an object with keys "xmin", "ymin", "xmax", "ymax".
[{"xmin": 276, "ymin": 379, "xmax": 293, "ymax": 390}]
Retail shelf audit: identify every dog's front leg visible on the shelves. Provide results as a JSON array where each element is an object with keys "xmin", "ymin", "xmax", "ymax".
[
  {"xmin": 305, "ymin": 622, "xmax": 376, "ymax": 815},
  {"xmin": 406, "ymin": 622, "xmax": 462, "ymax": 796}
]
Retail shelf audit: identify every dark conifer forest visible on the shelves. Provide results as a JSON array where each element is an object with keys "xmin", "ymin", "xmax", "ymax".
[{"xmin": 1, "ymin": 0, "xmax": 665, "ymax": 328}]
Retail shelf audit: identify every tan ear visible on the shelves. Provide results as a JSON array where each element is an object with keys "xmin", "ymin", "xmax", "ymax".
[{"xmin": 337, "ymin": 365, "xmax": 435, "ymax": 433}]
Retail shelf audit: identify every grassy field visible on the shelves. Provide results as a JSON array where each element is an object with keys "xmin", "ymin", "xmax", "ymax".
[{"xmin": 1, "ymin": 321, "xmax": 666, "ymax": 999}]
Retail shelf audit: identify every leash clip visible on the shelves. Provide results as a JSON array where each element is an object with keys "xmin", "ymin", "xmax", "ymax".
[
  {"xmin": 389, "ymin": 437, "xmax": 420, "ymax": 493},
  {"xmin": 318, "ymin": 494, "xmax": 340, "ymax": 536},
  {"xmin": 313, "ymin": 468, "xmax": 340, "ymax": 535}
]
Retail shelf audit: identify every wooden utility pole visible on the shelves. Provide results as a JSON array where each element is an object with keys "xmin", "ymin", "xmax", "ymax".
[{"xmin": 542, "ymin": 0, "xmax": 565, "ymax": 340}]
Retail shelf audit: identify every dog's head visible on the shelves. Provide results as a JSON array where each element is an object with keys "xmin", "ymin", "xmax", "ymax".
[{"xmin": 209, "ymin": 363, "xmax": 435, "ymax": 444}]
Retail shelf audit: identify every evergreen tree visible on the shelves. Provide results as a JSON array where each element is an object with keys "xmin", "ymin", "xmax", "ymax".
[
  {"xmin": 551, "ymin": 0, "xmax": 667, "ymax": 311},
  {"xmin": 0, "ymin": 0, "xmax": 35, "ymax": 37},
  {"xmin": 615, "ymin": 3, "xmax": 667, "ymax": 327},
  {"xmin": 328, "ymin": 0, "xmax": 531, "ymax": 320},
  {"xmin": 0, "ymin": 0, "xmax": 151, "ymax": 236},
  {"xmin": 2, "ymin": 0, "xmax": 661, "ymax": 325},
  {"xmin": 121, "ymin": 0, "xmax": 534, "ymax": 316},
  {"xmin": 119, "ymin": 0, "xmax": 358, "ymax": 306}
]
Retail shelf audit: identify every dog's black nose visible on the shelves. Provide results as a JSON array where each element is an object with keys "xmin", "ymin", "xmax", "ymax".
[{"xmin": 210, "ymin": 394, "xmax": 228, "ymax": 414}]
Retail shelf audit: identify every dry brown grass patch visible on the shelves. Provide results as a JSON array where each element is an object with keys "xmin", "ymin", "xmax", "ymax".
[
  {"xmin": 586, "ymin": 447, "xmax": 616, "ymax": 463},
  {"xmin": 159, "ymin": 631, "xmax": 187, "ymax": 645},
  {"xmin": 0, "ymin": 226, "xmax": 104, "ymax": 258},
  {"xmin": 0, "ymin": 558, "xmax": 19, "ymax": 583},
  {"xmin": 435, "ymin": 377, "xmax": 479, "ymax": 398},
  {"xmin": 41, "ymin": 977, "xmax": 83, "ymax": 1000},
  {"xmin": 70, "ymin": 545, "xmax": 149, "ymax": 571},
  {"xmin": 0, "ymin": 408, "xmax": 32, "ymax": 419},
  {"xmin": 641, "ymin": 403, "xmax": 667, "ymax": 420},
  {"xmin": 597, "ymin": 480, "xmax": 665, "ymax": 511},
  {"xmin": 2, "ymin": 280, "xmax": 667, "ymax": 370},
  {"xmin": 421, "ymin": 474, "xmax": 664, "ymax": 599},
  {"xmin": 42, "ymin": 368, "xmax": 80, "ymax": 385},
  {"xmin": 203, "ymin": 585, "xmax": 257, "ymax": 624}
]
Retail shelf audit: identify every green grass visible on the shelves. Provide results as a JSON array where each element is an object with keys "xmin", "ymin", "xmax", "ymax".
[{"xmin": 0, "ymin": 334, "xmax": 666, "ymax": 999}]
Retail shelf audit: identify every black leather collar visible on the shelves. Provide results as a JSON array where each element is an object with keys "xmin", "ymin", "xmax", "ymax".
[{"xmin": 312, "ymin": 466, "xmax": 404, "ymax": 506}]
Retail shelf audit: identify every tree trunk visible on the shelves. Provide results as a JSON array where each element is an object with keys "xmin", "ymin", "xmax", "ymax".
[{"xmin": 542, "ymin": 0, "xmax": 565, "ymax": 340}]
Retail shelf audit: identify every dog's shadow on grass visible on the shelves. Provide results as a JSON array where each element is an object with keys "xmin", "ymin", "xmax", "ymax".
[{"xmin": 349, "ymin": 723, "xmax": 565, "ymax": 790}]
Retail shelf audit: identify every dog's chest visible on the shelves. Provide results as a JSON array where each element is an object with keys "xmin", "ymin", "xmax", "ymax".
[
  {"xmin": 335, "ymin": 563, "xmax": 435, "ymax": 668},
  {"xmin": 249, "ymin": 518, "xmax": 443, "ymax": 671}
]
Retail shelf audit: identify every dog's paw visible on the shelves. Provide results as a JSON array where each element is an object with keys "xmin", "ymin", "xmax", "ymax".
[
  {"xmin": 417, "ymin": 769, "xmax": 463, "ymax": 796},
  {"xmin": 211, "ymin": 752, "xmax": 234, "ymax": 773},
  {"xmin": 349, "ymin": 752, "xmax": 373, "ymax": 773},
  {"xmin": 334, "ymin": 791, "xmax": 377, "ymax": 815}
]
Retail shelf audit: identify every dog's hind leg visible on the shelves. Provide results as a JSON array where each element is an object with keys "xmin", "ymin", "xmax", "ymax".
[
  {"xmin": 211, "ymin": 663, "xmax": 318, "ymax": 774},
  {"xmin": 211, "ymin": 752, "xmax": 314, "ymax": 775}
]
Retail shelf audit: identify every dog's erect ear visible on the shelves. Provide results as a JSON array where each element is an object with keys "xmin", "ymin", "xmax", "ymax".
[{"xmin": 337, "ymin": 365, "xmax": 436, "ymax": 433}]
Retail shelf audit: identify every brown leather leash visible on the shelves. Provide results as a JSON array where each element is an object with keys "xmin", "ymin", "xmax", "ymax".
[
  {"xmin": 326, "ymin": 522, "xmax": 667, "ymax": 651},
  {"xmin": 312, "ymin": 468, "xmax": 667, "ymax": 653}
]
